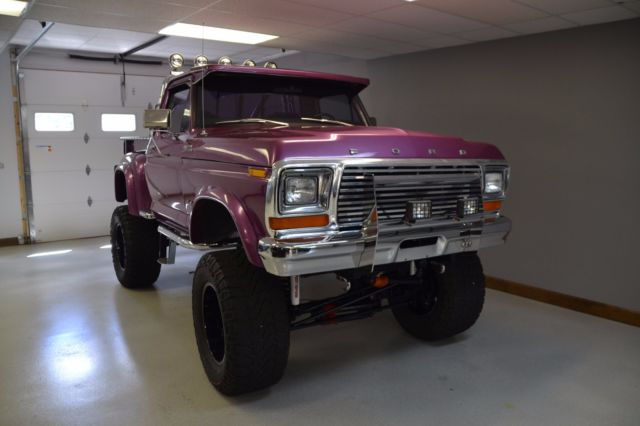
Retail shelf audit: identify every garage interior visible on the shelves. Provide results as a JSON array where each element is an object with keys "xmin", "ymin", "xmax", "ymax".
[{"xmin": 1, "ymin": 1, "xmax": 639, "ymax": 424}]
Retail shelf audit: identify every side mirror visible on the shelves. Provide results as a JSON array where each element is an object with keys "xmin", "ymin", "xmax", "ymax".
[
  {"xmin": 144, "ymin": 109, "xmax": 170, "ymax": 129},
  {"xmin": 369, "ymin": 116, "xmax": 377, "ymax": 126}
]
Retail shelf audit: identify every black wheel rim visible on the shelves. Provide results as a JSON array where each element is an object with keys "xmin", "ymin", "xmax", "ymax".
[
  {"xmin": 202, "ymin": 282, "xmax": 225, "ymax": 363},
  {"xmin": 115, "ymin": 224, "xmax": 126, "ymax": 269}
]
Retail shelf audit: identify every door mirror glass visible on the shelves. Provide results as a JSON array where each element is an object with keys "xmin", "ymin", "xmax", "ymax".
[{"xmin": 144, "ymin": 109, "xmax": 170, "ymax": 129}]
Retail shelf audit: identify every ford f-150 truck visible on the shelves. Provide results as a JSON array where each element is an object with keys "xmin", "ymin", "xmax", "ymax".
[{"xmin": 111, "ymin": 54, "xmax": 511, "ymax": 396}]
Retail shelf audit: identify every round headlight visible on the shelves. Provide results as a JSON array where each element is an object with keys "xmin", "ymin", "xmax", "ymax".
[
  {"xmin": 264, "ymin": 61, "xmax": 277, "ymax": 69},
  {"xmin": 169, "ymin": 53, "xmax": 184, "ymax": 70},
  {"xmin": 242, "ymin": 59, "xmax": 256, "ymax": 67},
  {"xmin": 218, "ymin": 56, "xmax": 232, "ymax": 65},
  {"xmin": 194, "ymin": 55, "xmax": 208, "ymax": 67}
]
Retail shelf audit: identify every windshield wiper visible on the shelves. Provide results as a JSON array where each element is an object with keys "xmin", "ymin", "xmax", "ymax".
[
  {"xmin": 300, "ymin": 117, "xmax": 353, "ymax": 127},
  {"xmin": 214, "ymin": 118, "xmax": 289, "ymax": 126}
]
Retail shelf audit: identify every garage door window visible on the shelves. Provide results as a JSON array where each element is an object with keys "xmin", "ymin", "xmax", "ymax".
[
  {"xmin": 101, "ymin": 113, "xmax": 136, "ymax": 132},
  {"xmin": 34, "ymin": 112, "xmax": 75, "ymax": 132}
]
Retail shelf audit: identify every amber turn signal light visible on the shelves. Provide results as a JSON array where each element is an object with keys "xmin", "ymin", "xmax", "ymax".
[
  {"xmin": 269, "ymin": 214, "xmax": 329, "ymax": 230},
  {"xmin": 373, "ymin": 275, "xmax": 389, "ymax": 288},
  {"xmin": 248, "ymin": 167, "xmax": 268, "ymax": 178},
  {"xmin": 483, "ymin": 200, "xmax": 502, "ymax": 212}
]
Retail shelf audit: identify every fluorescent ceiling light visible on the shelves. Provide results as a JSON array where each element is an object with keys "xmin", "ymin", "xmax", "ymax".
[
  {"xmin": 0, "ymin": 0, "xmax": 28, "ymax": 17},
  {"xmin": 27, "ymin": 249, "xmax": 72, "ymax": 258},
  {"xmin": 159, "ymin": 23, "xmax": 278, "ymax": 45},
  {"xmin": 99, "ymin": 244, "xmax": 112, "ymax": 249}
]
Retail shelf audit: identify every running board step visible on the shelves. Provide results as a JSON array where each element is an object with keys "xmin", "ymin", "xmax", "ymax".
[{"xmin": 157, "ymin": 226, "xmax": 237, "ymax": 265}]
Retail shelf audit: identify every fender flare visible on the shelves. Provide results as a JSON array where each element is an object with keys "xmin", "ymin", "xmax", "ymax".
[
  {"xmin": 191, "ymin": 189, "xmax": 264, "ymax": 268},
  {"xmin": 115, "ymin": 154, "xmax": 152, "ymax": 217}
]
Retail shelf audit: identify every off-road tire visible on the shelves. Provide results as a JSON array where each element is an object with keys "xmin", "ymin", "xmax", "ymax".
[
  {"xmin": 193, "ymin": 250, "xmax": 290, "ymax": 396},
  {"xmin": 392, "ymin": 252, "xmax": 485, "ymax": 341},
  {"xmin": 110, "ymin": 205, "xmax": 161, "ymax": 289}
]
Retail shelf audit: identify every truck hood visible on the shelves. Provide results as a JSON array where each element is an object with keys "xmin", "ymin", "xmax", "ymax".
[{"xmin": 186, "ymin": 125, "xmax": 505, "ymax": 166}]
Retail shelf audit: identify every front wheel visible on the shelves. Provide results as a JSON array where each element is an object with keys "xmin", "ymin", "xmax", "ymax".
[
  {"xmin": 110, "ymin": 206, "xmax": 161, "ymax": 289},
  {"xmin": 391, "ymin": 252, "xmax": 485, "ymax": 341},
  {"xmin": 192, "ymin": 250, "xmax": 290, "ymax": 396}
]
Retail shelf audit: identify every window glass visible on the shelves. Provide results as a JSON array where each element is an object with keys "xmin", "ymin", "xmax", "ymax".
[
  {"xmin": 192, "ymin": 74, "xmax": 366, "ymax": 128},
  {"xmin": 166, "ymin": 85, "xmax": 191, "ymax": 132},
  {"xmin": 101, "ymin": 113, "xmax": 136, "ymax": 132},
  {"xmin": 34, "ymin": 113, "xmax": 74, "ymax": 132}
]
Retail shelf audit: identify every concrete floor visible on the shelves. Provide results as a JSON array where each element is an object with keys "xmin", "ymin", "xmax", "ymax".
[{"xmin": 0, "ymin": 237, "xmax": 639, "ymax": 426}]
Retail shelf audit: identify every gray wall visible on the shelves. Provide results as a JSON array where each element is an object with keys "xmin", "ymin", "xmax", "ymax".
[
  {"xmin": 366, "ymin": 19, "xmax": 640, "ymax": 311},
  {"xmin": 0, "ymin": 50, "xmax": 22, "ymax": 240}
]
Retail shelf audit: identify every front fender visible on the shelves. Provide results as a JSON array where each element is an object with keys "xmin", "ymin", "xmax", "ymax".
[
  {"xmin": 116, "ymin": 153, "xmax": 152, "ymax": 217},
  {"xmin": 191, "ymin": 188, "xmax": 266, "ymax": 268}
]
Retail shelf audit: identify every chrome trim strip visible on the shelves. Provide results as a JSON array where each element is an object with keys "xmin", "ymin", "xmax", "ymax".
[{"xmin": 139, "ymin": 210, "xmax": 156, "ymax": 220}]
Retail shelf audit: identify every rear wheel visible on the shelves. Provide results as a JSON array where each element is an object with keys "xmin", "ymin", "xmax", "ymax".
[
  {"xmin": 392, "ymin": 252, "xmax": 485, "ymax": 341},
  {"xmin": 193, "ymin": 250, "xmax": 290, "ymax": 396},
  {"xmin": 110, "ymin": 206, "xmax": 161, "ymax": 289}
]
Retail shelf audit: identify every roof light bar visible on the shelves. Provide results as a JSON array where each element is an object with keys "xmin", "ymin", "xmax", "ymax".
[{"xmin": 159, "ymin": 23, "xmax": 278, "ymax": 45}]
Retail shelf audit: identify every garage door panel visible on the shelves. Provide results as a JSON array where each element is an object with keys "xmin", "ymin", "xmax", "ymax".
[
  {"xmin": 33, "ymin": 200, "xmax": 117, "ymax": 242},
  {"xmin": 118, "ymin": 75, "xmax": 165, "ymax": 108},
  {"xmin": 23, "ymin": 70, "xmax": 123, "ymax": 106},
  {"xmin": 23, "ymin": 70, "xmax": 163, "ymax": 108},
  {"xmin": 31, "ymin": 171, "xmax": 114, "ymax": 205},
  {"xmin": 29, "ymin": 137, "xmax": 128, "ymax": 172}
]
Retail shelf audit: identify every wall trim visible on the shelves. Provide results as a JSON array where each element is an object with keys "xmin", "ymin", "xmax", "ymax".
[
  {"xmin": 486, "ymin": 276, "xmax": 640, "ymax": 328},
  {"xmin": 0, "ymin": 237, "xmax": 19, "ymax": 247}
]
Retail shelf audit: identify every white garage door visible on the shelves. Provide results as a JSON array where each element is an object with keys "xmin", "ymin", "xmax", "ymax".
[{"xmin": 22, "ymin": 69, "xmax": 164, "ymax": 242}]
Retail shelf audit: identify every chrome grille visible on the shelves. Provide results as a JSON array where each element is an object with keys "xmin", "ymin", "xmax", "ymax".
[{"xmin": 337, "ymin": 164, "xmax": 482, "ymax": 226}]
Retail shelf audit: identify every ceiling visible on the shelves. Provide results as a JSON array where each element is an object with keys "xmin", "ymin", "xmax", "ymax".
[{"xmin": 2, "ymin": 0, "xmax": 639, "ymax": 61}]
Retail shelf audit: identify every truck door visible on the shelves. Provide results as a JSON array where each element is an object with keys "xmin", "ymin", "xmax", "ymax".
[{"xmin": 145, "ymin": 82, "xmax": 191, "ymax": 227}]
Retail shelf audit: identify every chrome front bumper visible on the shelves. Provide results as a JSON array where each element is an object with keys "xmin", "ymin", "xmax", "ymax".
[{"xmin": 258, "ymin": 216, "xmax": 511, "ymax": 277}]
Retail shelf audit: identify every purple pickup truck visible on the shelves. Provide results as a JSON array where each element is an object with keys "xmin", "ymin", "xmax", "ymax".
[{"xmin": 111, "ymin": 57, "xmax": 511, "ymax": 395}]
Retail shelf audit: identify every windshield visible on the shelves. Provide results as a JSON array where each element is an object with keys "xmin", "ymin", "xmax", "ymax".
[{"xmin": 192, "ymin": 72, "xmax": 369, "ymax": 128}]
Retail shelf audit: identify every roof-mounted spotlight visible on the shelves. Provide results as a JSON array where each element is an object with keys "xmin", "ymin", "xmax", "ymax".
[
  {"xmin": 169, "ymin": 53, "xmax": 185, "ymax": 75},
  {"xmin": 242, "ymin": 59, "xmax": 256, "ymax": 67},
  {"xmin": 169, "ymin": 53, "xmax": 184, "ymax": 70},
  {"xmin": 194, "ymin": 55, "xmax": 208, "ymax": 67},
  {"xmin": 264, "ymin": 61, "xmax": 277, "ymax": 69},
  {"xmin": 218, "ymin": 56, "xmax": 232, "ymax": 65}
]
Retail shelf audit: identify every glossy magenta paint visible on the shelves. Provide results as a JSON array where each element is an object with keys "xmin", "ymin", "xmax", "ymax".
[
  {"xmin": 182, "ymin": 125, "xmax": 505, "ymax": 166},
  {"xmin": 116, "ymin": 153, "xmax": 153, "ymax": 217},
  {"xmin": 116, "ymin": 66, "xmax": 506, "ymax": 268}
]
